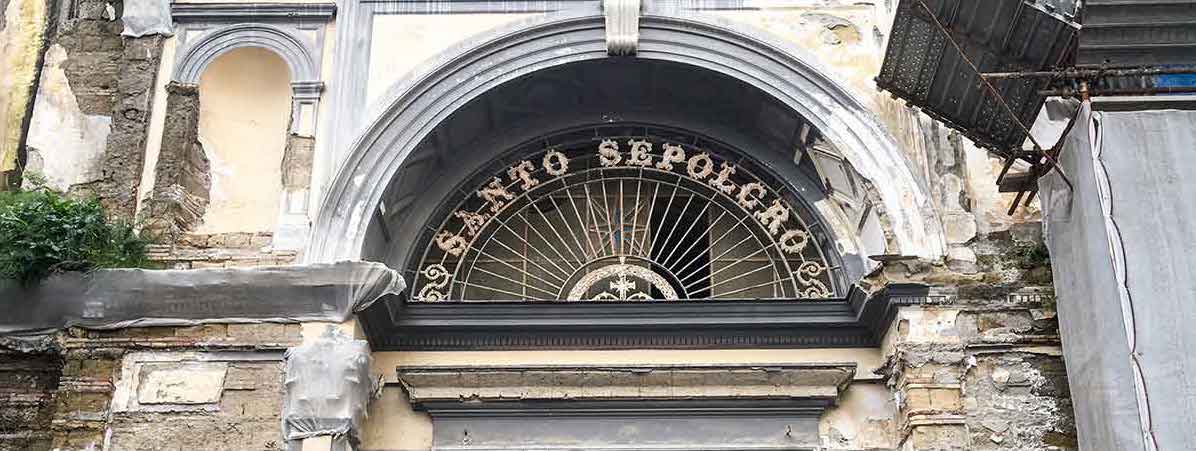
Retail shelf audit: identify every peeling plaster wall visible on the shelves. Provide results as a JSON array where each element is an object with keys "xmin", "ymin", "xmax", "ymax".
[
  {"xmin": 196, "ymin": 46, "xmax": 290, "ymax": 234},
  {"xmin": 25, "ymin": 43, "xmax": 110, "ymax": 191},
  {"xmin": 0, "ymin": 0, "xmax": 47, "ymax": 186},
  {"xmin": 22, "ymin": 0, "xmax": 164, "ymax": 217}
]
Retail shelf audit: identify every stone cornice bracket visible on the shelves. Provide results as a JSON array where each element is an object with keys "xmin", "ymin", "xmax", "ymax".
[{"xmin": 603, "ymin": 0, "xmax": 641, "ymax": 55}]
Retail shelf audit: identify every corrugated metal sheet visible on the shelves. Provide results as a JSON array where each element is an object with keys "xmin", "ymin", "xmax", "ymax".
[
  {"xmin": 877, "ymin": 0, "xmax": 1080, "ymax": 156},
  {"xmin": 1080, "ymin": 0, "xmax": 1196, "ymax": 66},
  {"xmin": 1080, "ymin": 0, "xmax": 1196, "ymax": 90}
]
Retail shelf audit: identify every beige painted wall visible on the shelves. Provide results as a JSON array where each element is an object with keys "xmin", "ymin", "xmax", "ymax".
[
  {"xmin": 197, "ymin": 47, "xmax": 291, "ymax": 234},
  {"xmin": 366, "ymin": 13, "xmax": 537, "ymax": 106},
  {"xmin": 0, "ymin": 0, "xmax": 46, "ymax": 177}
]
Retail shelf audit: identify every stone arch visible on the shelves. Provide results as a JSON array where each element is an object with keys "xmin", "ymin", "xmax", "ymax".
[
  {"xmin": 173, "ymin": 23, "xmax": 319, "ymax": 84},
  {"xmin": 308, "ymin": 10, "xmax": 946, "ymax": 267}
]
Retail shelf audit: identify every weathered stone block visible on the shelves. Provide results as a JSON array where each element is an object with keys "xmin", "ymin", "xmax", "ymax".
[
  {"xmin": 219, "ymin": 389, "xmax": 282, "ymax": 419},
  {"xmin": 223, "ymin": 363, "xmax": 282, "ymax": 391},
  {"xmin": 226, "ymin": 323, "xmax": 298, "ymax": 343},
  {"xmin": 136, "ymin": 362, "xmax": 228, "ymax": 405},
  {"xmin": 56, "ymin": 390, "xmax": 110, "ymax": 417},
  {"xmin": 943, "ymin": 212, "xmax": 978, "ymax": 244},
  {"xmin": 929, "ymin": 387, "xmax": 962, "ymax": 411},
  {"xmin": 174, "ymin": 324, "xmax": 229, "ymax": 338}
]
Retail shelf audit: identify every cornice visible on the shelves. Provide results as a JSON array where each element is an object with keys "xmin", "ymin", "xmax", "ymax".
[
  {"xmin": 171, "ymin": 2, "xmax": 337, "ymax": 22},
  {"xmin": 365, "ymin": 283, "xmax": 948, "ymax": 350}
]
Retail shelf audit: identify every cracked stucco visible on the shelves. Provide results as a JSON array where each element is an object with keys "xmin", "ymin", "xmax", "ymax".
[
  {"xmin": 25, "ymin": 44, "xmax": 111, "ymax": 191},
  {"xmin": 0, "ymin": 0, "xmax": 47, "ymax": 179}
]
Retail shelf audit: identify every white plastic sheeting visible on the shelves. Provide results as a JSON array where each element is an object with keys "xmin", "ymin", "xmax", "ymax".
[
  {"xmin": 1040, "ymin": 102, "xmax": 1196, "ymax": 450},
  {"xmin": 0, "ymin": 261, "xmax": 405, "ymax": 334},
  {"xmin": 121, "ymin": 0, "xmax": 173, "ymax": 37},
  {"xmin": 283, "ymin": 326, "xmax": 372, "ymax": 449}
]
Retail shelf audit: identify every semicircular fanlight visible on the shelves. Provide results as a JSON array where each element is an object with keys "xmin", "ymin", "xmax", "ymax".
[{"xmin": 410, "ymin": 129, "xmax": 840, "ymax": 301}]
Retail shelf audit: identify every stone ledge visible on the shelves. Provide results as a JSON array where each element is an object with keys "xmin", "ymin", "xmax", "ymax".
[{"xmin": 397, "ymin": 363, "xmax": 856, "ymax": 415}]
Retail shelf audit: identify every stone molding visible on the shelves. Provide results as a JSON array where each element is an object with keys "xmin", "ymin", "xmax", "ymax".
[
  {"xmin": 172, "ymin": 22, "xmax": 322, "ymax": 84},
  {"xmin": 364, "ymin": 283, "xmax": 961, "ymax": 351},
  {"xmin": 170, "ymin": 4, "xmax": 331, "ymax": 135},
  {"xmin": 397, "ymin": 363, "xmax": 855, "ymax": 415},
  {"xmin": 171, "ymin": 2, "xmax": 336, "ymax": 21},
  {"xmin": 308, "ymin": 9, "xmax": 946, "ymax": 265}
]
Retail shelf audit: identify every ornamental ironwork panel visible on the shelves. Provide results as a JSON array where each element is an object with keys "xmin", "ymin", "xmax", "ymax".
[{"xmin": 410, "ymin": 131, "xmax": 840, "ymax": 302}]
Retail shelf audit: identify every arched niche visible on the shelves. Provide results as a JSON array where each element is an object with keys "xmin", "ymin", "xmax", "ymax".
[{"xmin": 172, "ymin": 22, "xmax": 324, "ymax": 137}]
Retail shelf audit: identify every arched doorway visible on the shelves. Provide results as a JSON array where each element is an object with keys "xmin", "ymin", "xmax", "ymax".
[{"xmin": 308, "ymin": 11, "xmax": 945, "ymax": 269}]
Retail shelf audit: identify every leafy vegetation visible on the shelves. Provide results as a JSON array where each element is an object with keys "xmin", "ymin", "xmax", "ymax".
[
  {"xmin": 1004, "ymin": 240, "xmax": 1052, "ymax": 270},
  {"xmin": 0, "ymin": 176, "xmax": 154, "ymax": 286}
]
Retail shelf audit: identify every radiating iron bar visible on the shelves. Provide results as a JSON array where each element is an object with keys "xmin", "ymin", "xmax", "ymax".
[
  {"xmin": 702, "ymin": 262, "xmax": 776, "ymax": 293},
  {"xmin": 517, "ymin": 210, "xmax": 582, "ymax": 274},
  {"xmin": 459, "ymin": 279, "xmax": 544, "ymax": 301},
  {"xmin": 490, "ymin": 213, "xmax": 572, "ymax": 280},
  {"xmin": 598, "ymin": 177, "xmax": 620, "ymax": 257},
  {"xmin": 677, "ymin": 234, "xmax": 758, "ymax": 284},
  {"xmin": 646, "ymin": 179, "xmax": 684, "ymax": 259},
  {"xmin": 467, "ymin": 264, "xmax": 560, "ymax": 298},
  {"xmin": 581, "ymin": 182, "xmax": 606, "ymax": 258},
  {"xmin": 982, "ymin": 67, "xmax": 1196, "ymax": 80},
  {"xmin": 482, "ymin": 222, "xmax": 569, "ymax": 285},
  {"xmin": 587, "ymin": 180, "xmax": 617, "ymax": 257},
  {"xmin": 661, "ymin": 201, "xmax": 715, "ymax": 269},
  {"xmin": 633, "ymin": 182, "xmax": 666, "ymax": 257},
  {"xmin": 545, "ymin": 194, "xmax": 591, "ymax": 263},
  {"xmin": 1039, "ymin": 86, "xmax": 1196, "ymax": 97},
  {"xmin": 618, "ymin": 177, "xmax": 626, "ymax": 256},
  {"xmin": 672, "ymin": 215, "xmax": 750, "ymax": 278},
  {"xmin": 655, "ymin": 194, "xmax": 696, "ymax": 264},
  {"xmin": 469, "ymin": 243, "xmax": 565, "ymax": 291},
  {"xmin": 718, "ymin": 275, "xmax": 794, "ymax": 298},
  {"xmin": 626, "ymin": 173, "xmax": 645, "ymax": 257},
  {"xmin": 664, "ymin": 209, "xmax": 728, "ymax": 271},
  {"xmin": 562, "ymin": 185, "xmax": 601, "ymax": 261},
  {"xmin": 684, "ymin": 246, "xmax": 770, "ymax": 291},
  {"xmin": 530, "ymin": 198, "xmax": 586, "ymax": 264}
]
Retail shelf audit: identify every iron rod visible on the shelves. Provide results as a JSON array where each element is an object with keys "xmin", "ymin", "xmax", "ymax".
[
  {"xmin": 1039, "ymin": 86, "xmax": 1196, "ymax": 97},
  {"xmin": 982, "ymin": 66, "xmax": 1196, "ymax": 80}
]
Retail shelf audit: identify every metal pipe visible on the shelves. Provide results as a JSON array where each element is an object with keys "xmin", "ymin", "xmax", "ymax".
[
  {"xmin": 1039, "ymin": 86, "xmax": 1196, "ymax": 97},
  {"xmin": 983, "ymin": 66, "xmax": 1196, "ymax": 80}
]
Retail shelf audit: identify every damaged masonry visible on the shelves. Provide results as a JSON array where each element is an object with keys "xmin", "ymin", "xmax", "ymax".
[{"xmin": 1, "ymin": 0, "xmax": 1194, "ymax": 450}]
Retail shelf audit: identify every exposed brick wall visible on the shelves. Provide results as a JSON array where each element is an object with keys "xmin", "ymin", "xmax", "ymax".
[
  {"xmin": 147, "ymin": 232, "xmax": 299, "ymax": 269},
  {"xmin": 47, "ymin": 0, "xmax": 163, "ymax": 217},
  {"xmin": 0, "ymin": 350, "xmax": 61, "ymax": 451},
  {"xmin": 45, "ymin": 324, "xmax": 301, "ymax": 451},
  {"xmin": 142, "ymin": 82, "xmax": 210, "ymax": 239}
]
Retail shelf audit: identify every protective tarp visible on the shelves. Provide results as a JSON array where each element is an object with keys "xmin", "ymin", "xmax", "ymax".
[
  {"xmin": 1040, "ymin": 102, "xmax": 1196, "ymax": 451},
  {"xmin": 0, "ymin": 261, "xmax": 405, "ymax": 334},
  {"xmin": 121, "ymin": 0, "xmax": 173, "ymax": 37},
  {"xmin": 282, "ymin": 326, "xmax": 372, "ymax": 450}
]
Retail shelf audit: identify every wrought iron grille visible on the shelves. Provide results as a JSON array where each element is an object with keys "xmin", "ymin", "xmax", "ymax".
[{"xmin": 410, "ymin": 129, "xmax": 841, "ymax": 301}]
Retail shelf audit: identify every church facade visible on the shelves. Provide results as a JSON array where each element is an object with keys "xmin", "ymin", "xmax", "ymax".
[{"xmin": 0, "ymin": 1, "xmax": 1076, "ymax": 450}]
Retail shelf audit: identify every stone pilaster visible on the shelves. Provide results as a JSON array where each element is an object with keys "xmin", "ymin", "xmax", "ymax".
[{"xmin": 879, "ymin": 285, "xmax": 1075, "ymax": 450}]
